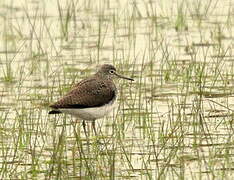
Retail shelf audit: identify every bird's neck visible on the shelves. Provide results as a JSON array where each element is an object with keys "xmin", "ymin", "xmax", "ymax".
[{"xmin": 95, "ymin": 72, "xmax": 112, "ymax": 81}]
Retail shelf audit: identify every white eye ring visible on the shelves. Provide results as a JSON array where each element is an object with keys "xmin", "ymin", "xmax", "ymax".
[{"xmin": 109, "ymin": 70, "xmax": 115, "ymax": 74}]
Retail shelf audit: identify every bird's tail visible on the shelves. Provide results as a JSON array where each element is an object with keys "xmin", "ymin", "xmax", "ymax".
[{"xmin": 49, "ymin": 110, "xmax": 62, "ymax": 114}]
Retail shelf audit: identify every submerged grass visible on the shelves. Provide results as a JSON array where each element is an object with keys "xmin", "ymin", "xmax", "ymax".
[{"xmin": 0, "ymin": 0, "xmax": 234, "ymax": 179}]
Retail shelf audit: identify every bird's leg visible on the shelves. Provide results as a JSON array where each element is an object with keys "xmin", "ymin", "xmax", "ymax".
[
  {"xmin": 92, "ymin": 120, "xmax": 97, "ymax": 136},
  {"xmin": 82, "ymin": 120, "xmax": 88, "ymax": 137}
]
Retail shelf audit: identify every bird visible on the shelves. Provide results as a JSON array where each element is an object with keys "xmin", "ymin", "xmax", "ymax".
[{"xmin": 48, "ymin": 64, "xmax": 134, "ymax": 136}]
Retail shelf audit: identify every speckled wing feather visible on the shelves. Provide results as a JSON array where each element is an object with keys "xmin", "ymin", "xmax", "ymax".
[{"xmin": 49, "ymin": 77, "xmax": 116, "ymax": 110}]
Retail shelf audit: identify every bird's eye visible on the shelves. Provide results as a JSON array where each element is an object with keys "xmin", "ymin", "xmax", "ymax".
[{"xmin": 109, "ymin": 70, "xmax": 115, "ymax": 74}]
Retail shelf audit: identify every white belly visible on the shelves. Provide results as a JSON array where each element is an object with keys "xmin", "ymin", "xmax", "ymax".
[{"xmin": 59, "ymin": 101, "xmax": 117, "ymax": 121}]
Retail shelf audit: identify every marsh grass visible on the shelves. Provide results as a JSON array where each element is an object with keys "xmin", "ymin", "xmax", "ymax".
[
  {"xmin": 0, "ymin": 0, "xmax": 234, "ymax": 179},
  {"xmin": 2, "ymin": 22, "xmax": 16, "ymax": 83},
  {"xmin": 175, "ymin": 1, "xmax": 188, "ymax": 32}
]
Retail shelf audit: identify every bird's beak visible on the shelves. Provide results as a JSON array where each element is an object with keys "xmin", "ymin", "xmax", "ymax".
[{"xmin": 114, "ymin": 72, "xmax": 134, "ymax": 81}]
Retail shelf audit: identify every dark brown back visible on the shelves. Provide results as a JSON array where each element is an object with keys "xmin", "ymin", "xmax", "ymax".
[{"xmin": 50, "ymin": 76, "xmax": 116, "ymax": 109}]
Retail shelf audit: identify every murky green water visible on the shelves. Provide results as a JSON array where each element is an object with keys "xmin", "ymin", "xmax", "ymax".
[{"xmin": 0, "ymin": 0, "xmax": 234, "ymax": 179}]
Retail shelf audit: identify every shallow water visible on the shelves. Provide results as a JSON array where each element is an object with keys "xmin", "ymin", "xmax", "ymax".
[{"xmin": 0, "ymin": 0, "xmax": 234, "ymax": 179}]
